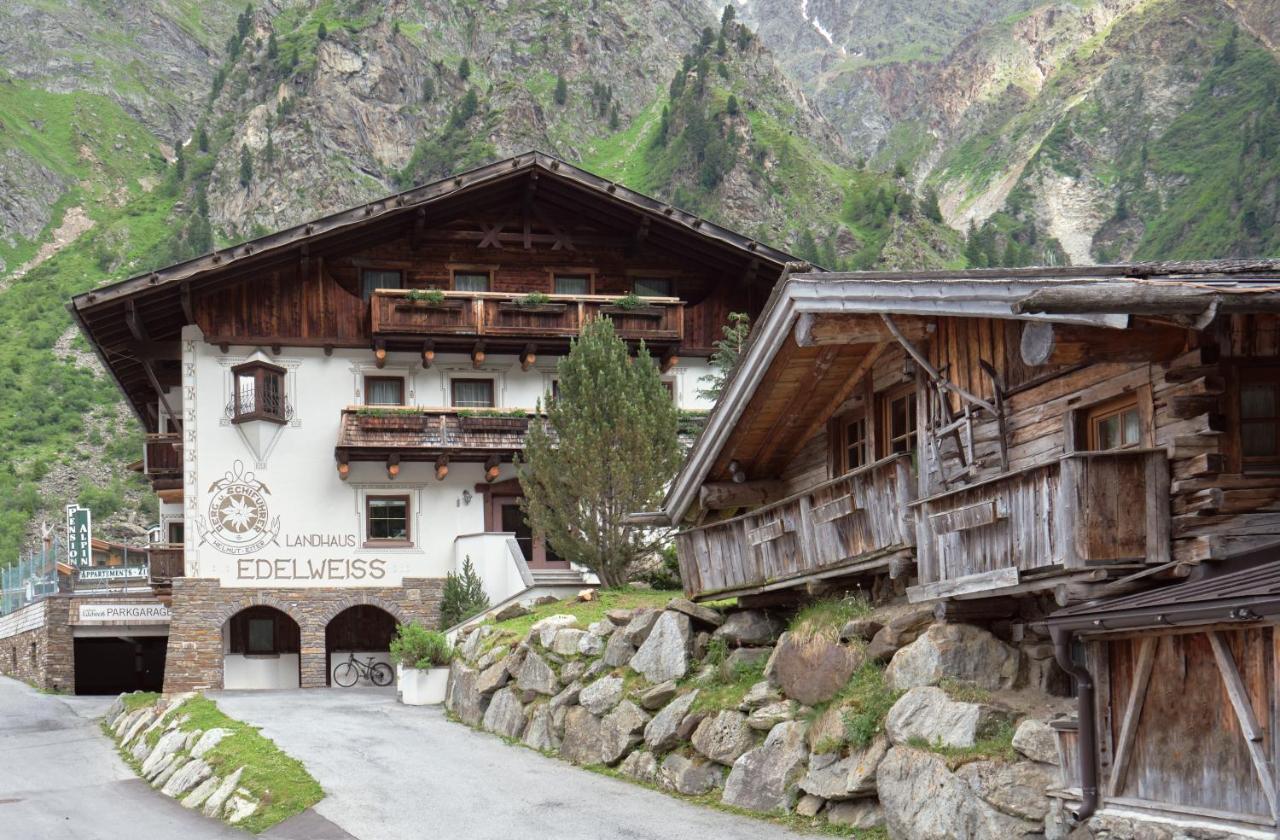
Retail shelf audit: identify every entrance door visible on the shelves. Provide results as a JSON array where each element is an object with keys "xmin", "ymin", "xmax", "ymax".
[{"xmin": 493, "ymin": 496, "xmax": 568, "ymax": 568}]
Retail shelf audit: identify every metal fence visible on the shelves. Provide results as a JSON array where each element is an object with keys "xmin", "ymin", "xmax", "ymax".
[
  {"xmin": 1, "ymin": 540, "xmax": 62, "ymax": 616},
  {"xmin": 0, "ymin": 540, "xmax": 155, "ymax": 615}
]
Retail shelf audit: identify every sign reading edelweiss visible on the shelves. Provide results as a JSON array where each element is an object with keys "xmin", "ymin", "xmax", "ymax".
[{"xmin": 196, "ymin": 461, "xmax": 282, "ymax": 555}]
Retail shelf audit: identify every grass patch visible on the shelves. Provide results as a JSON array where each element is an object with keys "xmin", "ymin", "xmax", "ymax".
[
  {"xmin": 687, "ymin": 657, "xmax": 766, "ymax": 714},
  {"xmin": 938, "ymin": 678, "xmax": 991, "ymax": 704},
  {"xmin": 839, "ymin": 663, "xmax": 902, "ymax": 749},
  {"xmin": 907, "ymin": 720, "xmax": 1018, "ymax": 769},
  {"xmin": 484, "ymin": 587, "xmax": 677, "ymax": 639},
  {"xmin": 789, "ymin": 597, "xmax": 872, "ymax": 644},
  {"xmin": 119, "ymin": 691, "xmax": 161, "ymax": 712}
]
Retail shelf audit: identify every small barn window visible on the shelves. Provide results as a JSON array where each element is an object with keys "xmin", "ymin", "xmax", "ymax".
[
  {"xmin": 167, "ymin": 521, "xmax": 184, "ymax": 544},
  {"xmin": 453, "ymin": 271, "xmax": 491, "ymax": 292},
  {"xmin": 553, "ymin": 274, "xmax": 590, "ymax": 295},
  {"xmin": 839, "ymin": 414, "xmax": 868, "ymax": 474},
  {"xmin": 231, "ymin": 361, "xmax": 287, "ymax": 424},
  {"xmin": 879, "ymin": 385, "xmax": 917, "ymax": 457},
  {"xmin": 1083, "ymin": 394, "xmax": 1141, "ymax": 451},
  {"xmin": 361, "ymin": 269, "xmax": 402, "ymax": 301},
  {"xmin": 1240, "ymin": 368, "xmax": 1280, "ymax": 471},
  {"xmin": 633, "ymin": 277, "xmax": 672, "ymax": 298}
]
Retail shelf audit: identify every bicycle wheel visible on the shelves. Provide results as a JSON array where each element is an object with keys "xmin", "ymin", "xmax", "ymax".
[
  {"xmin": 370, "ymin": 662, "xmax": 394, "ymax": 687},
  {"xmin": 333, "ymin": 661, "xmax": 359, "ymax": 687}
]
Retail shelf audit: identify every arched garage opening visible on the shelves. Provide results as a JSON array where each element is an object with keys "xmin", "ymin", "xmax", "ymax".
[
  {"xmin": 222, "ymin": 606, "xmax": 300, "ymax": 690},
  {"xmin": 326, "ymin": 605, "xmax": 397, "ymax": 687}
]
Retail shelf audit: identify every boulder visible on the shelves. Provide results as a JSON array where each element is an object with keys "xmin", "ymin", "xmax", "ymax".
[
  {"xmin": 722, "ymin": 720, "xmax": 810, "ymax": 812},
  {"xmin": 181, "ymin": 774, "xmax": 221, "ymax": 810},
  {"xmin": 201, "ymin": 767, "xmax": 244, "ymax": 818},
  {"xmin": 587, "ymin": 620, "xmax": 615, "ymax": 637},
  {"xmin": 876, "ymin": 746, "xmax": 1040, "ymax": 839},
  {"xmin": 602, "ymin": 632, "xmax": 637, "ymax": 667},
  {"xmin": 605, "ymin": 608, "xmax": 636, "ymax": 626},
  {"xmin": 446, "ymin": 661, "xmax": 488, "ymax": 727},
  {"xmin": 638, "ymin": 680, "xmax": 679, "ymax": 711},
  {"xmin": 865, "ymin": 608, "xmax": 934, "ymax": 663},
  {"xmin": 559, "ymin": 707, "xmax": 607, "ymax": 765},
  {"xmin": 644, "ymin": 690, "xmax": 699, "ymax": 752},
  {"xmin": 619, "ymin": 750, "xmax": 659, "ymax": 783},
  {"xmin": 579, "ymin": 675, "xmax": 625, "ymax": 715},
  {"xmin": 492, "ymin": 602, "xmax": 530, "ymax": 622},
  {"xmin": 190, "ymin": 728, "xmax": 232, "ymax": 759},
  {"xmin": 806, "ymin": 704, "xmax": 846, "ymax": 753},
  {"xmin": 676, "ymin": 710, "xmax": 707, "ymax": 742},
  {"xmin": 666, "ymin": 598, "xmax": 724, "ymax": 628},
  {"xmin": 551, "ymin": 628, "xmax": 589, "ymax": 656},
  {"xmin": 795, "ymin": 793, "xmax": 825, "ymax": 818},
  {"xmin": 885, "ymin": 686, "xmax": 1004, "ymax": 749},
  {"xmin": 532, "ymin": 614, "xmax": 579, "ymax": 647},
  {"xmin": 224, "ymin": 790, "xmax": 259, "ymax": 824},
  {"xmin": 577, "ymin": 633, "xmax": 605, "ymax": 657},
  {"xmin": 691, "ymin": 710, "xmax": 756, "ymax": 766},
  {"xmin": 560, "ymin": 660, "xmax": 587, "ymax": 683},
  {"xmin": 482, "ymin": 687, "xmax": 528, "ymax": 739},
  {"xmin": 840, "ymin": 618, "xmax": 883, "ymax": 643},
  {"xmin": 827, "ymin": 799, "xmax": 884, "ymax": 830},
  {"xmin": 659, "ymin": 753, "xmax": 722, "ymax": 796},
  {"xmin": 620, "ymin": 610, "xmax": 661, "ymax": 645},
  {"xmin": 740, "ymin": 680, "xmax": 783, "ymax": 712},
  {"xmin": 747, "ymin": 702, "xmax": 794, "ymax": 732},
  {"xmin": 693, "ymin": 631, "xmax": 711, "ymax": 662},
  {"xmin": 956, "ymin": 760, "xmax": 1056, "ymax": 821},
  {"xmin": 161, "ymin": 759, "xmax": 213, "ymax": 798},
  {"xmin": 475, "ymin": 645, "xmax": 508, "ymax": 671},
  {"xmin": 515, "ymin": 650, "xmax": 559, "ymax": 698},
  {"xmin": 599, "ymin": 700, "xmax": 650, "ymax": 765},
  {"xmin": 799, "ymin": 735, "xmax": 887, "ymax": 799},
  {"xmin": 532, "ymin": 595, "xmax": 560, "ymax": 607},
  {"xmin": 719, "ymin": 647, "xmax": 773, "ymax": 680},
  {"xmin": 121, "ymin": 709, "xmax": 157, "ymax": 748},
  {"xmin": 522, "ymin": 705, "xmax": 561, "ymax": 752},
  {"xmin": 763, "ymin": 636, "xmax": 785, "ymax": 687},
  {"xmin": 141, "ymin": 729, "xmax": 188, "ymax": 778},
  {"xmin": 714, "ymin": 611, "xmax": 783, "ymax": 647},
  {"xmin": 773, "ymin": 633, "xmax": 863, "ymax": 706},
  {"xmin": 145, "ymin": 754, "xmax": 176, "ymax": 783},
  {"xmin": 475, "ymin": 659, "xmax": 513, "ymax": 696},
  {"xmin": 460, "ymin": 625, "xmax": 494, "ymax": 663},
  {"xmin": 885, "ymin": 623, "xmax": 1019, "ymax": 691},
  {"xmin": 1012, "ymin": 718, "xmax": 1059, "ymax": 766},
  {"xmin": 630, "ymin": 611, "xmax": 693, "ymax": 683}
]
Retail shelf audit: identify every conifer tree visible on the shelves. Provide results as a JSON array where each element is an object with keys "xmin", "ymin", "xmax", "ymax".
[
  {"xmin": 267, "ymin": 32, "xmax": 278, "ymax": 60},
  {"xmin": 518, "ymin": 319, "xmax": 680, "ymax": 587},
  {"xmin": 316, "ymin": 21, "xmax": 328, "ymax": 40},
  {"xmin": 239, "ymin": 144, "xmax": 253, "ymax": 187},
  {"xmin": 197, "ymin": 126, "xmax": 209, "ymax": 153},
  {"xmin": 698, "ymin": 312, "xmax": 750, "ymax": 401},
  {"xmin": 921, "ymin": 187, "xmax": 943, "ymax": 223},
  {"xmin": 439, "ymin": 556, "xmax": 490, "ymax": 628},
  {"xmin": 458, "ymin": 57, "xmax": 471, "ymax": 81},
  {"xmin": 554, "ymin": 73, "xmax": 568, "ymax": 105},
  {"xmin": 265, "ymin": 134, "xmax": 275, "ymax": 168}
]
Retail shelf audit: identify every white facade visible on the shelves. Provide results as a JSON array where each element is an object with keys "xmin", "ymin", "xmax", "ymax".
[{"xmin": 177, "ymin": 326, "xmax": 712, "ymax": 597}]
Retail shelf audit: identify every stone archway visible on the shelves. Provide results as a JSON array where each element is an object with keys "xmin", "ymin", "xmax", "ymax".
[
  {"xmin": 325, "ymin": 605, "xmax": 399, "ymax": 687},
  {"xmin": 221, "ymin": 604, "xmax": 302, "ymax": 690}
]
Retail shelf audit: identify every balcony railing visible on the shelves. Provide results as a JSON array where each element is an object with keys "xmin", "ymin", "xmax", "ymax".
[
  {"xmin": 675, "ymin": 455, "xmax": 917, "ymax": 601},
  {"xmin": 370, "ymin": 290, "xmax": 684, "ymax": 344},
  {"xmin": 910, "ymin": 448, "xmax": 1170, "ymax": 600},
  {"xmin": 147, "ymin": 545, "xmax": 184, "ymax": 583},
  {"xmin": 143, "ymin": 433, "xmax": 182, "ymax": 477}
]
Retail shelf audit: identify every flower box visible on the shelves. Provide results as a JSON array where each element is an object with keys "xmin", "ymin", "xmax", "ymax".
[
  {"xmin": 356, "ymin": 413, "xmax": 427, "ymax": 432},
  {"xmin": 399, "ymin": 665, "xmax": 449, "ymax": 705},
  {"xmin": 457, "ymin": 415, "xmax": 529, "ymax": 432},
  {"xmin": 495, "ymin": 302, "xmax": 569, "ymax": 316},
  {"xmin": 600, "ymin": 304, "xmax": 666, "ymax": 319}
]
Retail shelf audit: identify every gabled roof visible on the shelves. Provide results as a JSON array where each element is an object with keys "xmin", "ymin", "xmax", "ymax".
[{"xmin": 647, "ymin": 259, "xmax": 1280, "ymax": 525}]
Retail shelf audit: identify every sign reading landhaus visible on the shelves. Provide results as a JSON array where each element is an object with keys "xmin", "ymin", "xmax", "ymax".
[{"xmin": 78, "ymin": 603, "xmax": 171, "ymax": 623}]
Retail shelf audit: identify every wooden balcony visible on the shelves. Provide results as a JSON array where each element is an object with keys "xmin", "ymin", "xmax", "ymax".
[
  {"xmin": 675, "ymin": 455, "xmax": 917, "ymax": 601},
  {"xmin": 336, "ymin": 407, "xmax": 534, "ymax": 462},
  {"xmin": 143, "ymin": 433, "xmax": 182, "ymax": 477},
  {"xmin": 147, "ymin": 545, "xmax": 184, "ymax": 583},
  {"xmin": 909, "ymin": 448, "xmax": 1170, "ymax": 602},
  {"xmin": 370, "ymin": 290, "xmax": 684, "ymax": 347}
]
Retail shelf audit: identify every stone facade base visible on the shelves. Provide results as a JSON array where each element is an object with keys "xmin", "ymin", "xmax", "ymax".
[
  {"xmin": 163, "ymin": 578, "xmax": 443, "ymax": 692},
  {"xmin": 0, "ymin": 598, "xmax": 73, "ymax": 693}
]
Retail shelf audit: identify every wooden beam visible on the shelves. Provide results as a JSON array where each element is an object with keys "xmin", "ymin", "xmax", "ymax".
[
  {"xmin": 1015, "ymin": 283, "xmax": 1280, "ymax": 316},
  {"xmin": 421, "ymin": 340, "xmax": 435, "ymax": 368},
  {"xmin": 753, "ymin": 346, "xmax": 840, "ymax": 471},
  {"xmin": 472, "ymin": 342, "xmax": 486, "ymax": 368},
  {"xmin": 520, "ymin": 343, "xmax": 537, "ymax": 371},
  {"xmin": 434, "ymin": 455, "xmax": 449, "ymax": 481},
  {"xmin": 699, "ymin": 481, "xmax": 783, "ymax": 510},
  {"xmin": 180, "ymin": 282, "xmax": 194, "ymax": 324},
  {"xmin": 1208, "ymin": 630, "xmax": 1278, "ymax": 819},
  {"xmin": 1106, "ymin": 636, "xmax": 1156, "ymax": 797},
  {"xmin": 1019, "ymin": 321, "xmax": 1187, "ymax": 366},
  {"xmin": 906, "ymin": 566, "xmax": 1020, "ymax": 603},
  {"xmin": 795, "ymin": 313, "xmax": 932, "ymax": 347},
  {"xmin": 660, "ymin": 346, "xmax": 679, "ymax": 373},
  {"xmin": 374, "ymin": 340, "xmax": 387, "ymax": 369},
  {"xmin": 794, "ymin": 342, "xmax": 888, "ymax": 449}
]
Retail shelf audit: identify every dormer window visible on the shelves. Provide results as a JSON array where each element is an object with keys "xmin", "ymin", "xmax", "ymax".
[{"xmin": 232, "ymin": 361, "xmax": 287, "ymax": 424}]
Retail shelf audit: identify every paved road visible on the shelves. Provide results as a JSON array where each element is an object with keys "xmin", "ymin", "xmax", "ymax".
[
  {"xmin": 0, "ymin": 676, "xmax": 243, "ymax": 840},
  {"xmin": 214, "ymin": 687, "xmax": 814, "ymax": 840}
]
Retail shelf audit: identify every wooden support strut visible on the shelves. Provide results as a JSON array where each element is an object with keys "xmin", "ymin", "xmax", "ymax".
[
  {"xmin": 125, "ymin": 300, "xmax": 181, "ymax": 431},
  {"xmin": 1208, "ymin": 630, "xmax": 1279, "ymax": 820},
  {"xmin": 374, "ymin": 340, "xmax": 387, "ymax": 369},
  {"xmin": 484, "ymin": 455, "xmax": 501, "ymax": 483},
  {"xmin": 434, "ymin": 455, "xmax": 449, "ymax": 481},
  {"xmin": 471, "ymin": 342, "xmax": 486, "ymax": 368},
  {"xmin": 386, "ymin": 453, "xmax": 401, "ymax": 480},
  {"xmin": 336, "ymin": 453, "xmax": 350, "ymax": 481},
  {"xmin": 520, "ymin": 344, "xmax": 537, "ymax": 371},
  {"xmin": 421, "ymin": 340, "xmax": 435, "ymax": 369},
  {"xmin": 880, "ymin": 314, "xmax": 999, "ymax": 417}
]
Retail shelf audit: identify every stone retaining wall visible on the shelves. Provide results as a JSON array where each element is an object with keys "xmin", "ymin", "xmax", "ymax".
[
  {"xmin": 164, "ymin": 577, "xmax": 444, "ymax": 691},
  {"xmin": 0, "ymin": 598, "xmax": 73, "ymax": 692}
]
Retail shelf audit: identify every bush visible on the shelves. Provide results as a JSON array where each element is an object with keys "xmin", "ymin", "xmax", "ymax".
[
  {"xmin": 439, "ymin": 556, "xmax": 490, "ymax": 628},
  {"xmin": 641, "ymin": 543, "xmax": 682, "ymax": 590},
  {"xmin": 389, "ymin": 622, "xmax": 453, "ymax": 669}
]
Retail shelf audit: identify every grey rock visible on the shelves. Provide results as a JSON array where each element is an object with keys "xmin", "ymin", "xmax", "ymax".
[
  {"xmin": 773, "ymin": 633, "xmax": 863, "ymax": 705},
  {"xmin": 515, "ymin": 650, "xmax": 559, "ymax": 697},
  {"xmin": 475, "ymin": 645, "xmax": 509, "ymax": 671},
  {"xmin": 619, "ymin": 750, "xmax": 659, "ymax": 783},
  {"xmin": 666, "ymin": 598, "xmax": 724, "ymax": 628},
  {"xmin": 956, "ymin": 760, "xmax": 1056, "ymax": 821},
  {"xmin": 693, "ymin": 631, "xmax": 710, "ymax": 662},
  {"xmin": 559, "ymin": 706, "xmax": 606, "ymax": 765},
  {"xmin": 492, "ymin": 602, "xmax": 530, "ymax": 621},
  {"xmin": 560, "ymin": 660, "xmax": 587, "ymax": 682},
  {"xmin": 190, "ymin": 728, "xmax": 232, "ymax": 759},
  {"xmin": 460, "ymin": 625, "xmax": 493, "ymax": 663},
  {"xmin": 587, "ymin": 619, "xmax": 616, "ymax": 637},
  {"xmin": 579, "ymin": 675, "xmax": 625, "ymax": 715},
  {"xmin": 181, "ymin": 774, "xmax": 221, "ymax": 810},
  {"xmin": 840, "ymin": 618, "xmax": 883, "ymax": 643},
  {"xmin": 807, "ymin": 705, "xmax": 846, "ymax": 753},
  {"xmin": 885, "ymin": 686, "xmax": 1006, "ymax": 749},
  {"xmin": 532, "ymin": 595, "xmax": 560, "ymax": 607},
  {"xmin": 224, "ymin": 790, "xmax": 258, "ymax": 824},
  {"xmin": 522, "ymin": 705, "xmax": 561, "ymax": 752},
  {"xmin": 630, "ymin": 611, "xmax": 693, "ymax": 683},
  {"xmin": 145, "ymin": 754, "xmax": 176, "ymax": 783},
  {"xmin": 121, "ymin": 709, "xmax": 157, "ymax": 748},
  {"xmin": 659, "ymin": 753, "xmax": 722, "ymax": 796},
  {"xmin": 799, "ymin": 735, "xmax": 887, "ymax": 799},
  {"xmin": 104, "ymin": 696, "xmax": 125, "ymax": 728},
  {"xmin": 714, "ymin": 610, "xmax": 783, "ymax": 646},
  {"xmin": 446, "ymin": 660, "xmax": 488, "ymax": 727},
  {"xmin": 602, "ymin": 631, "xmax": 637, "ymax": 667},
  {"xmin": 620, "ymin": 610, "xmax": 660, "ymax": 645},
  {"xmin": 722, "ymin": 720, "xmax": 810, "ymax": 812},
  {"xmin": 827, "ymin": 799, "xmax": 884, "ymax": 830},
  {"xmin": 676, "ymin": 710, "xmax": 707, "ymax": 741},
  {"xmin": 691, "ymin": 710, "xmax": 756, "ymax": 766},
  {"xmin": 747, "ymin": 701, "xmax": 794, "ymax": 731},
  {"xmin": 475, "ymin": 659, "xmax": 513, "ymax": 696},
  {"xmin": 549, "ymin": 680, "xmax": 583, "ymax": 710},
  {"xmin": 719, "ymin": 647, "xmax": 772, "ymax": 680},
  {"xmin": 141, "ymin": 729, "xmax": 188, "ymax": 778},
  {"xmin": 605, "ymin": 608, "xmax": 636, "ymax": 626},
  {"xmin": 885, "ymin": 623, "xmax": 1019, "ymax": 691},
  {"xmin": 550, "ymin": 628, "xmax": 589, "ymax": 656},
  {"xmin": 482, "ymin": 687, "xmax": 528, "ymax": 739},
  {"xmin": 865, "ymin": 608, "xmax": 934, "ymax": 663},
  {"xmin": 599, "ymin": 700, "xmax": 650, "ymax": 765},
  {"xmin": 644, "ymin": 690, "xmax": 699, "ymax": 752},
  {"xmin": 1012, "ymin": 718, "xmax": 1059, "ymax": 766},
  {"xmin": 531, "ymin": 614, "xmax": 579, "ymax": 647},
  {"xmin": 638, "ymin": 680, "xmax": 678, "ymax": 710},
  {"xmin": 739, "ymin": 680, "xmax": 782, "ymax": 712},
  {"xmin": 161, "ymin": 758, "xmax": 212, "ymax": 798},
  {"xmin": 795, "ymin": 793, "xmax": 825, "ymax": 818},
  {"xmin": 202, "ymin": 767, "xmax": 244, "ymax": 818},
  {"xmin": 577, "ymin": 633, "xmax": 605, "ymax": 657}
]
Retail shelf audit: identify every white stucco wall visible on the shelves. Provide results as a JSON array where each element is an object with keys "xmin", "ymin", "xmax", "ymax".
[{"xmin": 179, "ymin": 325, "xmax": 712, "ymax": 591}]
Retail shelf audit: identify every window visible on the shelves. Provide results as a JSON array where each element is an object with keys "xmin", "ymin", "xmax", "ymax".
[
  {"xmin": 361, "ymin": 269, "xmax": 402, "ymax": 301},
  {"xmin": 553, "ymin": 274, "xmax": 590, "ymax": 295},
  {"xmin": 451, "ymin": 378, "xmax": 495, "ymax": 408},
  {"xmin": 1239, "ymin": 369, "xmax": 1280, "ymax": 470},
  {"xmin": 367, "ymin": 496, "xmax": 410, "ymax": 543},
  {"xmin": 247, "ymin": 618, "xmax": 276, "ymax": 654},
  {"xmin": 364, "ymin": 376, "xmax": 405, "ymax": 406},
  {"xmin": 839, "ymin": 414, "xmax": 869, "ymax": 473},
  {"xmin": 1084, "ymin": 394, "xmax": 1141, "ymax": 451},
  {"xmin": 880, "ymin": 385, "xmax": 917, "ymax": 457},
  {"xmin": 453, "ymin": 271, "xmax": 491, "ymax": 292},
  {"xmin": 226, "ymin": 607, "xmax": 300, "ymax": 656},
  {"xmin": 633, "ymin": 277, "xmax": 672, "ymax": 298},
  {"xmin": 166, "ymin": 521, "xmax": 184, "ymax": 544},
  {"xmin": 231, "ymin": 361, "xmax": 287, "ymax": 424},
  {"xmin": 661, "ymin": 379, "xmax": 677, "ymax": 402}
]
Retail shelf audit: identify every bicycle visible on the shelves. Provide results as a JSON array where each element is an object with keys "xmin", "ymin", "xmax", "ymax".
[{"xmin": 332, "ymin": 652, "xmax": 394, "ymax": 687}]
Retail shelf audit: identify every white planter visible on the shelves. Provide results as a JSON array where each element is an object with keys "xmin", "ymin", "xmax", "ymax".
[{"xmin": 400, "ymin": 665, "xmax": 449, "ymax": 705}]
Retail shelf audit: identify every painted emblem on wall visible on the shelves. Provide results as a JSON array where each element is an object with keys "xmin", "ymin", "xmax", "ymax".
[{"xmin": 196, "ymin": 460, "xmax": 282, "ymax": 555}]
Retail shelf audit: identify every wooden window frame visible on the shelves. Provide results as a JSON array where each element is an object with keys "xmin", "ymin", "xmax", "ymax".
[
  {"xmin": 166, "ymin": 521, "xmax": 185, "ymax": 544},
  {"xmin": 549, "ymin": 269, "xmax": 595, "ymax": 296},
  {"xmin": 1233, "ymin": 366, "xmax": 1280, "ymax": 473},
  {"xmin": 877, "ymin": 383, "xmax": 918, "ymax": 459},
  {"xmin": 450, "ymin": 377, "xmax": 496, "ymax": 408},
  {"xmin": 1081, "ymin": 393, "xmax": 1143, "ymax": 452},
  {"xmin": 363, "ymin": 375, "xmax": 406, "ymax": 406},
  {"xmin": 231, "ymin": 360, "xmax": 287, "ymax": 425},
  {"xmin": 632, "ymin": 276, "xmax": 675, "ymax": 298},
  {"xmin": 449, "ymin": 266, "xmax": 495, "ymax": 293},
  {"xmin": 835, "ymin": 411, "xmax": 870, "ymax": 475},
  {"xmin": 360, "ymin": 268, "xmax": 403, "ymax": 301},
  {"xmin": 365, "ymin": 495, "xmax": 411, "ymax": 547}
]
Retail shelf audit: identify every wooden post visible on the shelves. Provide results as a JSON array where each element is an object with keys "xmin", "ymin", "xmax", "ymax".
[
  {"xmin": 1208, "ymin": 630, "xmax": 1279, "ymax": 820},
  {"xmin": 1106, "ymin": 636, "xmax": 1156, "ymax": 797},
  {"xmin": 484, "ymin": 455, "xmax": 501, "ymax": 483},
  {"xmin": 374, "ymin": 341, "xmax": 387, "ymax": 369}
]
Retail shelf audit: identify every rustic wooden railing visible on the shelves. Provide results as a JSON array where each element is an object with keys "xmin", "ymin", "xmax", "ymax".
[
  {"xmin": 143, "ymin": 433, "xmax": 182, "ymax": 477},
  {"xmin": 675, "ymin": 455, "xmax": 916, "ymax": 601},
  {"xmin": 147, "ymin": 545, "xmax": 184, "ymax": 583},
  {"xmin": 910, "ymin": 448, "xmax": 1170, "ymax": 600},
  {"xmin": 370, "ymin": 290, "xmax": 683, "ymax": 343}
]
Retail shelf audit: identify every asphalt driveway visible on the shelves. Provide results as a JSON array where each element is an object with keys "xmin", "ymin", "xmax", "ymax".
[{"xmin": 214, "ymin": 687, "xmax": 814, "ymax": 840}]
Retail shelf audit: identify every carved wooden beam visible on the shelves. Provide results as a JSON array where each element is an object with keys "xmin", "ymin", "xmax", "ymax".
[
  {"xmin": 699, "ymin": 481, "xmax": 783, "ymax": 510},
  {"xmin": 421, "ymin": 339, "xmax": 435, "ymax": 369},
  {"xmin": 484, "ymin": 455, "xmax": 501, "ymax": 483},
  {"xmin": 795, "ymin": 312, "xmax": 933, "ymax": 347},
  {"xmin": 521, "ymin": 344, "xmax": 537, "ymax": 371},
  {"xmin": 374, "ymin": 340, "xmax": 387, "ymax": 369},
  {"xmin": 661, "ymin": 346, "xmax": 680, "ymax": 373},
  {"xmin": 472, "ymin": 342, "xmax": 486, "ymax": 368},
  {"xmin": 386, "ymin": 453, "xmax": 401, "ymax": 480},
  {"xmin": 1020, "ymin": 321, "xmax": 1187, "ymax": 367},
  {"xmin": 435, "ymin": 455, "xmax": 449, "ymax": 481},
  {"xmin": 336, "ymin": 452, "xmax": 350, "ymax": 481}
]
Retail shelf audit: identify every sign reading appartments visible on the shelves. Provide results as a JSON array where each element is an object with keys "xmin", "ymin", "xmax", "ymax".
[
  {"xmin": 78, "ymin": 566, "xmax": 148, "ymax": 582},
  {"xmin": 78, "ymin": 603, "xmax": 171, "ymax": 623},
  {"xmin": 66, "ymin": 504, "xmax": 92, "ymax": 567}
]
